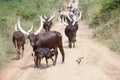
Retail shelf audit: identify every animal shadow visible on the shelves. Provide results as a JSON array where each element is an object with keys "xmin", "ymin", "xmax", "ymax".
[
  {"xmin": 10, "ymin": 56, "xmax": 20, "ymax": 60},
  {"xmin": 37, "ymin": 63, "xmax": 53, "ymax": 69}
]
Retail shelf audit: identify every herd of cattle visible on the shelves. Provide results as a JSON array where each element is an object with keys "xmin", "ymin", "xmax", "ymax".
[{"xmin": 12, "ymin": 0, "xmax": 82, "ymax": 68}]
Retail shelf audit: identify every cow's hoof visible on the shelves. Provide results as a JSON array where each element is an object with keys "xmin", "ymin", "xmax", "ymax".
[
  {"xmin": 16, "ymin": 56, "xmax": 20, "ymax": 60},
  {"xmin": 61, "ymin": 61, "xmax": 64, "ymax": 64},
  {"xmin": 34, "ymin": 65, "xmax": 37, "ymax": 68},
  {"xmin": 73, "ymin": 45, "xmax": 75, "ymax": 48},
  {"xmin": 68, "ymin": 45, "xmax": 72, "ymax": 48},
  {"xmin": 34, "ymin": 65, "xmax": 39, "ymax": 68},
  {"xmin": 53, "ymin": 62, "xmax": 56, "ymax": 66}
]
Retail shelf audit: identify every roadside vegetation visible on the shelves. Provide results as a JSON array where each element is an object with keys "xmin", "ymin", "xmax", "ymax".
[
  {"xmin": 0, "ymin": 0, "xmax": 67, "ymax": 69},
  {"xmin": 79, "ymin": 0, "xmax": 120, "ymax": 53}
]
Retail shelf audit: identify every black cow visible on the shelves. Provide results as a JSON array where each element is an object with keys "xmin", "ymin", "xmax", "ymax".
[
  {"xmin": 33, "ymin": 48, "xmax": 55, "ymax": 68},
  {"xmin": 17, "ymin": 16, "xmax": 65, "ymax": 65},
  {"xmin": 62, "ymin": 11, "xmax": 82, "ymax": 48},
  {"xmin": 64, "ymin": 22, "xmax": 77, "ymax": 48}
]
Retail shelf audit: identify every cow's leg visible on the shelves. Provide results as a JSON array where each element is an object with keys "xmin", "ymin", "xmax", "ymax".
[
  {"xmin": 13, "ymin": 40, "xmax": 19, "ymax": 59},
  {"xmin": 73, "ymin": 40, "xmax": 75, "ymax": 48},
  {"xmin": 35, "ymin": 58, "xmax": 39, "ymax": 68},
  {"xmin": 73, "ymin": 32, "xmax": 76, "ymax": 48},
  {"xmin": 21, "ymin": 45, "xmax": 24, "ymax": 57},
  {"xmin": 50, "ymin": 57, "xmax": 55, "ymax": 65},
  {"xmin": 68, "ymin": 37, "xmax": 72, "ymax": 48},
  {"xmin": 16, "ymin": 45, "xmax": 21, "ymax": 60},
  {"xmin": 38, "ymin": 58, "xmax": 41, "ymax": 68},
  {"xmin": 59, "ymin": 44, "xmax": 65, "ymax": 63},
  {"xmin": 48, "ymin": 27, "xmax": 50, "ymax": 31},
  {"xmin": 34, "ymin": 56, "xmax": 36, "ymax": 67},
  {"xmin": 45, "ymin": 57, "xmax": 48, "ymax": 67},
  {"xmin": 74, "ymin": 31, "xmax": 77, "ymax": 42},
  {"xmin": 54, "ymin": 48, "xmax": 58, "ymax": 65}
]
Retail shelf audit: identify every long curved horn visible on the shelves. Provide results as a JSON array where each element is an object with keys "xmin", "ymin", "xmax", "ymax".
[
  {"xmin": 67, "ymin": 13, "xmax": 72, "ymax": 21},
  {"xmin": 15, "ymin": 23, "xmax": 18, "ymax": 31},
  {"xmin": 76, "ymin": 10, "xmax": 82, "ymax": 21},
  {"xmin": 44, "ymin": 14, "xmax": 47, "ymax": 19},
  {"xmin": 17, "ymin": 17, "xmax": 29, "ymax": 35},
  {"xmin": 41, "ymin": 16, "xmax": 45, "ymax": 22},
  {"xmin": 62, "ymin": 17, "xmax": 68, "ymax": 26},
  {"xmin": 72, "ymin": 20, "xmax": 76, "ymax": 25},
  {"xmin": 34, "ymin": 15, "xmax": 43, "ymax": 35},
  {"xmin": 27, "ymin": 23, "xmax": 33, "ymax": 33},
  {"xmin": 48, "ymin": 13, "xmax": 55, "ymax": 21},
  {"xmin": 72, "ymin": 10, "xmax": 82, "ymax": 25}
]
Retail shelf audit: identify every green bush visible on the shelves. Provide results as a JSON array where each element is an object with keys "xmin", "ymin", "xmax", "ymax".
[
  {"xmin": 16, "ymin": 6, "xmax": 37, "ymax": 20},
  {"xmin": 90, "ymin": 0, "xmax": 120, "ymax": 28}
]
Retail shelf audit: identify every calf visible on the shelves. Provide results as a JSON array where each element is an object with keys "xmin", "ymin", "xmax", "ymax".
[{"xmin": 33, "ymin": 48, "xmax": 55, "ymax": 68}]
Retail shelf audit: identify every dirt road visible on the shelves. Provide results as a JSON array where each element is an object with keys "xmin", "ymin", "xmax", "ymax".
[{"xmin": 0, "ymin": 0, "xmax": 120, "ymax": 80}]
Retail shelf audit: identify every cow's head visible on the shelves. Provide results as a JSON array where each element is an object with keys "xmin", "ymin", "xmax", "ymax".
[
  {"xmin": 63, "ymin": 10, "xmax": 82, "ymax": 26},
  {"xmin": 42, "ymin": 14, "xmax": 54, "ymax": 32},
  {"xmin": 17, "ymin": 16, "xmax": 44, "ymax": 46}
]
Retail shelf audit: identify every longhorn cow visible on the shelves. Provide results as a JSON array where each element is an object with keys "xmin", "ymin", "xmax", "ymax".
[
  {"xmin": 12, "ymin": 23, "xmax": 33, "ymax": 59},
  {"xmin": 42, "ymin": 14, "xmax": 54, "ymax": 32},
  {"xmin": 17, "ymin": 16, "xmax": 65, "ymax": 65},
  {"xmin": 62, "ymin": 11, "xmax": 82, "ymax": 48}
]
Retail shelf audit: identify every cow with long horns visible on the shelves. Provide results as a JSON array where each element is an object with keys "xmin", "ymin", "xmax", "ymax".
[
  {"xmin": 42, "ymin": 14, "xmax": 54, "ymax": 32},
  {"xmin": 17, "ymin": 16, "xmax": 65, "ymax": 65},
  {"xmin": 62, "ymin": 11, "xmax": 82, "ymax": 48},
  {"xmin": 12, "ymin": 23, "xmax": 33, "ymax": 59}
]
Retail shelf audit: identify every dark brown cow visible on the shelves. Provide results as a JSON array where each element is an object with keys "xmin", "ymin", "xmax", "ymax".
[
  {"xmin": 43, "ymin": 14, "xmax": 54, "ymax": 32},
  {"xmin": 28, "ymin": 31, "xmax": 65, "ymax": 65},
  {"xmin": 17, "ymin": 16, "xmax": 65, "ymax": 65},
  {"xmin": 12, "ymin": 23, "xmax": 33, "ymax": 59},
  {"xmin": 12, "ymin": 23, "xmax": 26, "ymax": 60},
  {"xmin": 12, "ymin": 31, "xmax": 25, "ymax": 59}
]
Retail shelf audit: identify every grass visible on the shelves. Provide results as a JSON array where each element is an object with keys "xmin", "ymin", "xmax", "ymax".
[{"xmin": 79, "ymin": 0, "xmax": 120, "ymax": 54}]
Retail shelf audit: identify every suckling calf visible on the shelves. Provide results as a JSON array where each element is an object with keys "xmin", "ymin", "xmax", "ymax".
[{"xmin": 33, "ymin": 47, "xmax": 55, "ymax": 68}]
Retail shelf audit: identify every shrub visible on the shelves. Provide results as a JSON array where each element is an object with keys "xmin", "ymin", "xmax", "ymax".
[{"xmin": 16, "ymin": 6, "xmax": 37, "ymax": 20}]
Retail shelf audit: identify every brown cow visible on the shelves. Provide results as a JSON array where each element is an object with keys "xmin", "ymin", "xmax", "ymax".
[
  {"xmin": 12, "ymin": 23, "xmax": 25, "ymax": 60},
  {"xmin": 12, "ymin": 23, "xmax": 33, "ymax": 59},
  {"xmin": 42, "ymin": 14, "xmax": 54, "ymax": 32},
  {"xmin": 17, "ymin": 16, "xmax": 65, "ymax": 65}
]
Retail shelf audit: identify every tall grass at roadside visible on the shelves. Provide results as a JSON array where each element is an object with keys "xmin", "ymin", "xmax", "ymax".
[{"xmin": 79, "ymin": 0, "xmax": 120, "ymax": 53}]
